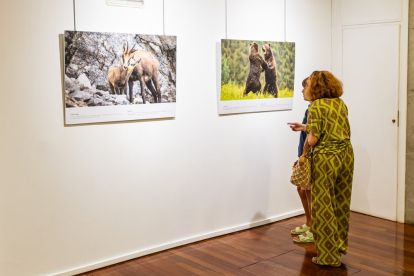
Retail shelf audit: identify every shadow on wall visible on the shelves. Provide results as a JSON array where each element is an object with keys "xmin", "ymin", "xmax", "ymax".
[
  {"xmin": 250, "ymin": 212, "xmax": 271, "ymax": 230},
  {"xmin": 216, "ymin": 42, "xmax": 221, "ymax": 111},
  {"xmin": 59, "ymin": 34, "xmax": 66, "ymax": 124}
]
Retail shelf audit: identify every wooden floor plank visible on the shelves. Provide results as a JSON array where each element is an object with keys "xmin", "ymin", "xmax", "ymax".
[
  {"xmin": 116, "ymin": 263, "xmax": 162, "ymax": 276},
  {"xmin": 267, "ymin": 250, "xmax": 360, "ymax": 276},
  {"xmin": 137, "ymin": 256, "xmax": 198, "ymax": 276},
  {"xmin": 218, "ymin": 232, "xmax": 293, "ymax": 259},
  {"xmin": 162, "ymin": 251, "xmax": 213, "ymax": 272},
  {"xmin": 189, "ymin": 240, "xmax": 262, "ymax": 267},
  {"xmin": 82, "ymin": 262, "xmax": 145, "ymax": 276},
  {"xmin": 241, "ymin": 260, "xmax": 308, "ymax": 276},
  {"xmin": 132, "ymin": 249, "xmax": 223, "ymax": 276},
  {"xmin": 172, "ymin": 246, "xmax": 257, "ymax": 276}
]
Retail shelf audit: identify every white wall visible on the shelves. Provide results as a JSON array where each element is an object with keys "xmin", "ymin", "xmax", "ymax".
[{"xmin": 0, "ymin": 0, "xmax": 332, "ymax": 275}]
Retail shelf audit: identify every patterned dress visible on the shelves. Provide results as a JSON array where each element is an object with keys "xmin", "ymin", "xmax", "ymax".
[{"xmin": 306, "ymin": 98, "xmax": 354, "ymax": 266}]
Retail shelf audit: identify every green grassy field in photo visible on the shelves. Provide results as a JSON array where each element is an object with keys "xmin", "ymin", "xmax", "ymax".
[
  {"xmin": 220, "ymin": 82, "xmax": 294, "ymax": 101},
  {"xmin": 221, "ymin": 39, "xmax": 295, "ymax": 101}
]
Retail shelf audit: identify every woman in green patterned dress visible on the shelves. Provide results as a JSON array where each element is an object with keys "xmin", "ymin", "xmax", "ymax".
[{"xmin": 304, "ymin": 71, "xmax": 354, "ymax": 267}]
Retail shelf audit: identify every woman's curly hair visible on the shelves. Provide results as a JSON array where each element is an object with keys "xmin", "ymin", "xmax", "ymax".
[
  {"xmin": 307, "ymin": 71, "xmax": 343, "ymax": 100},
  {"xmin": 302, "ymin": 77, "xmax": 309, "ymax": 88}
]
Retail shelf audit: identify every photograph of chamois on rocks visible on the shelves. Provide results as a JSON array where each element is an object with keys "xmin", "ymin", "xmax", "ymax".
[
  {"xmin": 221, "ymin": 39, "xmax": 295, "ymax": 100},
  {"xmin": 64, "ymin": 31, "xmax": 176, "ymax": 107}
]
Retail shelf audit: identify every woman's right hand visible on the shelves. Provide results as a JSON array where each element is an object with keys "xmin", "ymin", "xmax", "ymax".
[{"xmin": 287, "ymin": 122, "xmax": 306, "ymax": 132}]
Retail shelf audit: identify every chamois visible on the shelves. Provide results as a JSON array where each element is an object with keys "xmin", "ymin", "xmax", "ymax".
[
  {"xmin": 108, "ymin": 53, "xmax": 140, "ymax": 96},
  {"xmin": 121, "ymin": 43, "xmax": 161, "ymax": 104},
  {"xmin": 108, "ymin": 67, "xmax": 129, "ymax": 95}
]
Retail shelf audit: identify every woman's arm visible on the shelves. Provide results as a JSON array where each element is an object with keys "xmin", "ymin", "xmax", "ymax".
[
  {"xmin": 287, "ymin": 122, "xmax": 306, "ymax": 132},
  {"xmin": 308, "ymin": 131, "xmax": 318, "ymax": 146}
]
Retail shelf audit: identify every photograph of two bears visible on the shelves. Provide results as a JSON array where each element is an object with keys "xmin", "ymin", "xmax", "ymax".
[
  {"xmin": 221, "ymin": 39, "xmax": 295, "ymax": 101},
  {"xmin": 64, "ymin": 31, "xmax": 176, "ymax": 108}
]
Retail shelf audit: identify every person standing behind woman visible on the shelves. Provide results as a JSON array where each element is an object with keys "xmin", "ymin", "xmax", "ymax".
[
  {"xmin": 287, "ymin": 77, "xmax": 313, "ymax": 243},
  {"xmin": 305, "ymin": 71, "xmax": 354, "ymax": 267}
]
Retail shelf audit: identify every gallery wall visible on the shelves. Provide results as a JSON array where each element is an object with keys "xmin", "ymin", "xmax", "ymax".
[{"xmin": 0, "ymin": 0, "xmax": 332, "ymax": 275}]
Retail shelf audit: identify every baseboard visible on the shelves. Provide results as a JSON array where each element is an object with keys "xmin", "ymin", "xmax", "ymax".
[{"xmin": 54, "ymin": 209, "xmax": 304, "ymax": 276}]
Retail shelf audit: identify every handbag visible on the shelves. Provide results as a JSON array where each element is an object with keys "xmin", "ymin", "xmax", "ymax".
[{"xmin": 290, "ymin": 136, "xmax": 311, "ymax": 188}]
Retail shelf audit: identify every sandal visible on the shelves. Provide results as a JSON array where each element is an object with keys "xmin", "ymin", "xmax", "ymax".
[
  {"xmin": 312, "ymin": 257, "xmax": 341, "ymax": 267},
  {"xmin": 293, "ymin": 231, "xmax": 314, "ymax": 243},
  {"xmin": 291, "ymin": 224, "xmax": 310, "ymax": 235}
]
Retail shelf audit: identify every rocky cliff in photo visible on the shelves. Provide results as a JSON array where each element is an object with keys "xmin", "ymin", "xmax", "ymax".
[{"xmin": 64, "ymin": 31, "xmax": 177, "ymax": 107}]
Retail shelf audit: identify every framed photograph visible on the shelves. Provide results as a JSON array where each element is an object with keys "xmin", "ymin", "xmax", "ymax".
[
  {"xmin": 219, "ymin": 39, "xmax": 295, "ymax": 114},
  {"xmin": 64, "ymin": 30, "xmax": 176, "ymax": 124}
]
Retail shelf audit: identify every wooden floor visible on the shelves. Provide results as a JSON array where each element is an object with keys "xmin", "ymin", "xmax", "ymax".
[{"xmin": 79, "ymin": 212, "xmax": 414, "ymax": 276}]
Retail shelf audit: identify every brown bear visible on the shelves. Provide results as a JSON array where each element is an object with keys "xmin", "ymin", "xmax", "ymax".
[
  {"xmin": 243, "ymin": 42, "xmax": 268, "ymax": 95},
  {"xmin": 262, "ymin": 44, "xmax": 279, "ymax": 97}
]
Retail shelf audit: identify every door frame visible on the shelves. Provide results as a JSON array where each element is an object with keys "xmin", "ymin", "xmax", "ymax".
[{"xmin": 331, "ymin": 0, "xmax": 408, "ymax": 222}]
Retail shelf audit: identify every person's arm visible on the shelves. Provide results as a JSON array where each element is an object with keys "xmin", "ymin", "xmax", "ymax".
[
  {"xmin": 287, "ymin": 122, "xmax": 306, "ymax": 132},
  {"xmin": 308, "ymin": 131, "xmax": 318, "ymax": 146}
]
